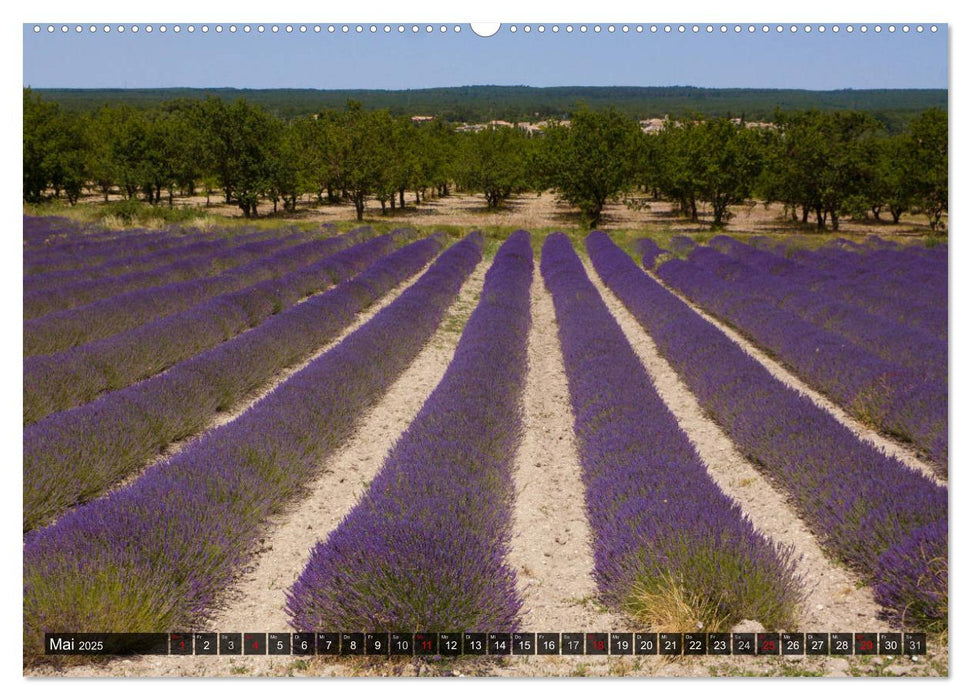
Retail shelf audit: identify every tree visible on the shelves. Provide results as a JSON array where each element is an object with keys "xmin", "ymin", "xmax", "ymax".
[
  {"xmin": 455, "ymin": 125, "xmax": 529, "ymax": 208},
  {"xmin": 694, "ymin": 119, "xmax": 764, "ymax": 227},
  {"xmin": 335, "ymin": 103, "xmax": 395, "ymax": 220},
  {"xmin": 539, "ymin": 107, "xmax": 642, "ymax": 227},
  {"xmin": 761, "ymin": 109, "xmax": 882, "ymax": 231},
  {"xmin": 867, "ymin": 133, "xmax": 914, "ymax": 224},
  {"xmin": 265, "ymin": 121, "xmax": 307, "ymax": 213},
  {"xmin": 908, "ymin": 108, "xmax": 947, "ymax": 230},
  {"xmin": 199, "ymin": 98, "xmax": 277, "ymax": 217},
  {"xmin": 23, "ymin": 89, "xmax": 87, "ymax": 204}
]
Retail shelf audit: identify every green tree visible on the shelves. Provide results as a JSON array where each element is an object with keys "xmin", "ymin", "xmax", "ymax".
[
  {"xmin": 455, "ymin": 126, "xmax": 529, "ymax": 208},
  {"xmin": 200, "ymin": 98, "xmax": 277, "ymax": 217},
  {"xmin": 539, "ymin": 107, "xmax": 642, "ymax": 227},
  {"xmin": 762, "ymin": 109, "xmax": 882, "ymax": 231},
  {"xmin": 23, "ymin": 89, "xmax": 88, "ymax": 204},
  {"xmin": 335, "ymin": 103, "xmax": 395, "ymax": 220},
  {"xmin": 908, "ymin": 108, "xmax": 948, "ymax": 230}
]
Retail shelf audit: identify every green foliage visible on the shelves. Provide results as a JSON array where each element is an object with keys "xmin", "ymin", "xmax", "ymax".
[
  {"xmin": 759, "ymin": 109, "xmax": 884, "ymax": 231},
  {"xmin": 22, "ymin": 88, "xmax": 947, "ymax": 232},
  {"xmin": 454, "ymin": 126, "xmax": 531, "ymax": 208},
  {"xmin": 908, "ymin": 107, "xmax": 948, "ymax": 230},
  {"xmin": 539, "ymin": 107, "xmax": 642, "ymax": 227},
  {"xmin": 23, "ymin": 89, "xmax": 88, "ymax": 204}
]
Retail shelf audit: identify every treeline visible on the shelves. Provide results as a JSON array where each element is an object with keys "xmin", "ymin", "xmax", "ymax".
[
  {"xmin": 23, "ymin": 89, "xmax": 947, "ymax": 230},
  {"xmin": 34, "ymin": 86, "xmax": 946, "ymax": 130}
]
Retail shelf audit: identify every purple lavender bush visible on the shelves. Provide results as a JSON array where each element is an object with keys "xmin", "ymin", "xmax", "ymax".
[
  {"xmin": 668, "ymin": 234, "xmax": 698, "ymax": 255},
  {"xmin": 687, "ymin": 243, "xmax": 946, "ymax": 383},
  {"xmin": 24, "ymin": 230, "xmax": 404, "ymax": 424},
  {"xmin": 24, "ymin": 229, "xmax": 307, "ymax": 317},
  {"xmin": 587, "ymin": 231, "xmax": 947, "ymax": 631},
  {"xmin": 22, "ymin": 219, "xmax": 279, "ymax": 274},
  {"xmin": 23, "ymin": 234, "xmax": 481, "ymax": 660},
  {"xmin": 635, "ymin": 238, "xmax": 664, "ymax": 269},
  {"xmin": 712, "ymin": 236, "xmax": 947, "ymax": 342},
  {"xmin": 656, "ymin": 254, "xmax": 946, "ymax": 469},
  {"xmin": 23, "ymin": 235, "xmax": 445, "ymax": 531},
  {"xmin": 23, "ymin": 229, "xmax": 359, "ymax": 357},
  {"xmin": 543, "ymin": 232, "xmax": 801, "ymax": 630},
  {"xmin": 287, "ymin": 231, "xmax": 533, "ymax": 633}
]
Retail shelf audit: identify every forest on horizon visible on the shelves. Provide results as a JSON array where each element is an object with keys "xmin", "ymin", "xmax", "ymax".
[{"xmin": 31, "ymin": 85, "xmax": 947, "ymax": 132}]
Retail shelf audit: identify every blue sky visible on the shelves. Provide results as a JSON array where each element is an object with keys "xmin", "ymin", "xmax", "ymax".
[{"xmin": 22, "ymin": 23, "xmax": 947, "ymax": 90}]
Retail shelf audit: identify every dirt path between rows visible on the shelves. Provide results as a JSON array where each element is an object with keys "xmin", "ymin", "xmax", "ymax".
[
  {"xmin": 505, "ymin": 274, "xmax": 625, "ymax": 633},
  {"xmin": 645, "ymin": 271, "xmax": 945, "ymax": 487},
  {"xmin": 34, "ymin": 260, "xmax": 489, "ymax": 678},
  {"xmin": 207, "ymin": 260, "xmax": 488, "ymax": 636},
  {"xmin": 584, "ymin": 261, "xmax": 886, "ymax": 633}
]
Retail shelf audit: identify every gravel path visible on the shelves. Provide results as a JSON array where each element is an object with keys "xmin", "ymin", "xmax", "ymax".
[{"xmin": 506, "ymin": 274, "xmax": 625, "ymax": 632}]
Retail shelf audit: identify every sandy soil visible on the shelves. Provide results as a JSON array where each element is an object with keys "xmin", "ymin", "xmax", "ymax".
[
  {"xmin": 506, "ymin": 274, "xmax": 625, "ymax": 632},
  {"xmin": 644, "ymin": 271, "xmax": 945, "ymax": 486},
  {"xmin": 72, "ymin": 189, "xmax": 938, "ymax": 239},
  {"xmin": 584, "ymin": 261, "xmax": 886, "ymax": 632}
]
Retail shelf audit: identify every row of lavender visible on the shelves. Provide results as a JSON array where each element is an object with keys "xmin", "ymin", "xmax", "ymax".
[
  {"xmin": 288, "ymin": 231, "xmax": 533, "ymax": 632},
  {"xmin": 23, "ymin": 219, "xmax": 177, "ymax": 267},
  {"xmin": 590, "ymin": 232, "xmax": 947, "ymax": 631},
  {"xmin": 24, "ymin": 234, "xmax": 481, "ymax": 658},
  {"xmin": 741, "ymin": 237, "xmax": 946, "ymax": 340},
  {"xmin": 24, "ymin": 229, "xmax": 360, "ymax": 357},
  {"xmin": 23, "ymin": 217, "xmax": 274, "ymax": 274},
  {"xmin": 657, "ymin": 248, "xmax": 947, "ymax": 468},
  {"xmin": 24, "ymin": 234, "xmax": 444, "ymax": 531},
  {"xmin": 541, "ymin": 233, "xmax": 801, "ymax": 630},
  {"xmin": 24, "ymin": 230, "xmax": 401, "ymax": 424},
  {"xmin": 691, "ymin": 241, "xmax": 945, "ymax": 382},
  {"xmin": 23, "ymin": 216, "xmax": 102, "ymax": 249},
  {"xmin": 24, "ymin": 228, "xmax": 305, "ymax": 313}
]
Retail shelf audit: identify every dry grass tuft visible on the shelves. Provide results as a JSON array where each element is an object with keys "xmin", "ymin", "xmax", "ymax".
[{"xmin": 624, "ymin": 573, "xmax": 733, "ymax": 632}]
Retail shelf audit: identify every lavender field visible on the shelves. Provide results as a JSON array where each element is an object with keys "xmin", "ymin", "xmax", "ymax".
[{"xmin": 22, "ymin": 216, "xmax": 948, "ymax": 677}]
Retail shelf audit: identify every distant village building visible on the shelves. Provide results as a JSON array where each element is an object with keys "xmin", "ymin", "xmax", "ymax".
[
  {"xmin": 410, "ymin": 115, "xmax": 435, "ymax": 122},
  {"xmin": 639, "ymin": 117, "xmax": 667, "ymax": 133}
]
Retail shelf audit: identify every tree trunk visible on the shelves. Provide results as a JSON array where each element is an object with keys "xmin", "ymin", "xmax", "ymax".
[
  {"xmin": 380, "ymin": 199, "xmax": 387, "ymax": 215},
  {"xmin": 871, "ymin": 205, "xmax": 882, "ymax": 221},
  {"xmin": 399, "ymin": 187, "xmax": 405, "ymax": 208},
  {"xmin": 390, "ymin": 195, "xmax": 396, "ymax": 211},
  {"xmin": 802, "ymin": 205, "xmax": 810, "ymax": 224},
  {"xmin": 815, "ymin": 207, "xmax": 825, "ymax": 228},
  {"xmin": 689, "ymin": 197, "xmax": 698, "ymax": 222},
  {"xmin": 830, "ymin": 210, "xmax": 840, "ymax": 231},
  {"xmin": 891, "ymin": 207, "xmax": 903, "ymax": 224},
  {"xmin": 355, "ymin": 195, "xmax": 365, "ymax": 221}
]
